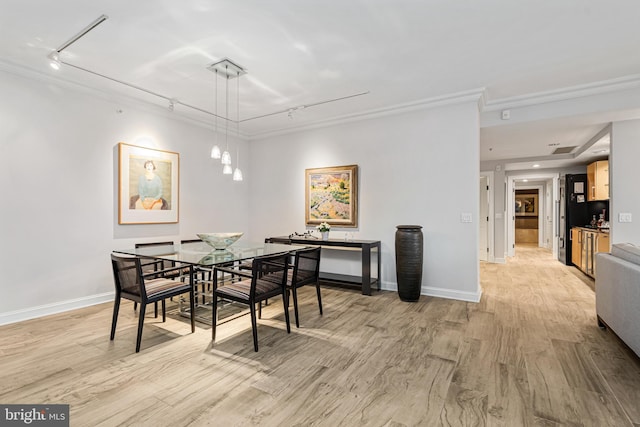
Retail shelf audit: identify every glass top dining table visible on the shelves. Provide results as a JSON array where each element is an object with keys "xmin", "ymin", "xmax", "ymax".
[
  {"xmin": 113, "ymin": 240, "xmax": 307, "ymax": 267},
  {"xmin": 113, "ymin": 240, "xmax": 308, "ymax": 325}
]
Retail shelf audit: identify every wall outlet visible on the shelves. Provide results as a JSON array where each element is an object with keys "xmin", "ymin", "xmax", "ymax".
[
  {"xmin": 619, "ymin": 212, "xmax": 633, "ymax": 223},
  {"xmin": 461, "ymin": 213, "xmax": 473, "ymax": 223},
  {"xmin": 501, "ymin": 110, "xmax": 511, "ymax": 120}
]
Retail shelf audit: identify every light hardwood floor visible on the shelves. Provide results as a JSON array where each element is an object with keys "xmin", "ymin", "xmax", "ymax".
[{"xmin": 1, "ymin": 245, "xmax": 640, "ymax": 426}]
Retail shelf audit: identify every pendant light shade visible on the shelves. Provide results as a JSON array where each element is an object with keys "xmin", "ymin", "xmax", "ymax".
[
  {"xmin": 222, "ymin": 164, "xmax": 233, "ymax": 175},
  {"xmin": 221, "ymin": 150, "xmax": 231, "ymax": 165},
  {"xmin": 210, "ymin": 145, "xmax": 221, "ymax": 159},
  {"xmin": 233, "ymin": 167, "xmax": 243, "ymax": 181}
]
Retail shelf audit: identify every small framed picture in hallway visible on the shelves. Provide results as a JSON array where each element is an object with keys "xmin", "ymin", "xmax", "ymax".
[{"xmin": 515, "ymin": 193, "xmax": 538, "ymax": 216}]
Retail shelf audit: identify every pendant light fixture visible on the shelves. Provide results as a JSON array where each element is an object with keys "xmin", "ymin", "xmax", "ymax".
[
  {"xmin": 210, "ymin": 69, "xmax": 221, "ymax": 159},
  {"xmin": 207, "ymin": 58, "xmax": 246, "ymax": 178},
  {"xmin": 233, "ymin": 70, "xmax": 243, "ymax": 181}
]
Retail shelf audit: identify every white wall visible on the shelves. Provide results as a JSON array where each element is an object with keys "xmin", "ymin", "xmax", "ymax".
[
  {"xmin": 248, "ymin": 102, "xmax": 482, "ymax": 302},
  {"xmin": 0, "ymin": 65, "xmax": 483, "ymax": 324},
  {"xmin": 0, "ymin": 67, "xmax": 249, "ymax": 324},
  {"xmin": 610, "ymin": 119, "xmax": 640, "ymax": 245}
]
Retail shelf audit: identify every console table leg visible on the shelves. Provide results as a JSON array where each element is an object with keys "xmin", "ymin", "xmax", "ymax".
[
  {"xmin": 376, "ymin": 243, "xmax": 381, "ymax": 291},
  {"xmin": 362, "ymin": 244, "xmax": 371, "ymax": 296}
]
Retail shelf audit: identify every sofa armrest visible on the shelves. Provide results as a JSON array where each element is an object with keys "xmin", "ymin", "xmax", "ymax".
[{"xmin": 595, "ymin": 252, "xmax": 640, "ymax": 357}]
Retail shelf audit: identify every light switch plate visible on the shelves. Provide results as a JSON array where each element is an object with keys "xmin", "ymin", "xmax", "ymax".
[
  {"xmin": 461, "ymin": 213, "xmax": 473, "ymax": 223},
  {"xmin": 619, "ymin": 213, "xmax": 632, "ymax": 223}
]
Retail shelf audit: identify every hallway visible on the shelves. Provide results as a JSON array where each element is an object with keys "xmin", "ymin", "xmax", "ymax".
[{"xmin": 480, "ymin": 245, "xmax": 640, "ymax": 425}]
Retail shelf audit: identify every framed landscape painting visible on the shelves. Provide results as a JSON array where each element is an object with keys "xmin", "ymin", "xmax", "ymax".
[
  {"xmin": 118, "ymin": 142, "xmax": 179, "ymax": 224},
  {"xmin": 305, "ymin": 164, "xmax": 358, "ymax": 227}
]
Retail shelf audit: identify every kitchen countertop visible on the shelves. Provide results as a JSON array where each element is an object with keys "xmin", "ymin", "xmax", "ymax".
[{"xmin": 573, "ymin": 225, "xmax": 610, "ymax": 233}]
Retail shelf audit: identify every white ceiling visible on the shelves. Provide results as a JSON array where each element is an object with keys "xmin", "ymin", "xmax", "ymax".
[{"xmin": 2, "ymin": 0, "xmax": 640, "ymax": 168}]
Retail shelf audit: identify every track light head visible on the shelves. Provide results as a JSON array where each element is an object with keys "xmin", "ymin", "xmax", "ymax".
[{"xmin": 47, "ymin": 51, "xmax": 61, "ymax": 70}]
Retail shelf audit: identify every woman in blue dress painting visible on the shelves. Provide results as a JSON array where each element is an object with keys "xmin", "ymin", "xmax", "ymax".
[{"xmin": 135, "ymin": 160, "xmax": 165, "ymax": 210}]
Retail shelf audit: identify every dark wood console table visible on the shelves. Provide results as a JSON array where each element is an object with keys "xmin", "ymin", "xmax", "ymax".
[{"xmin": 265, "ymin": 236, "xmax": 381, "ymax": 295}]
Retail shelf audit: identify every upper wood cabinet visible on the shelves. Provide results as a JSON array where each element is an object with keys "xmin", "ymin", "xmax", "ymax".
[{"xmin": 587, "ymin": 160, "xmax": 609, "ymax": 201}]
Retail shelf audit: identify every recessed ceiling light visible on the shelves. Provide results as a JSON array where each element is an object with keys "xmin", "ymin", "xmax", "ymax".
[
  {"xmin": 523, "ymin": 179, "xmax": 529, "ymax": 182},
  {"xmin": 533, "ymin": 164, "xmax": 540, "ymax": 168},
  {"xmin": 592, "ymin": 149, "xmax": 609, "ymax": 154}
]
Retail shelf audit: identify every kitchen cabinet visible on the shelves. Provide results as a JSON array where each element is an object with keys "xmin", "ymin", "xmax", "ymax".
[
  {"xmin": 571, "ymin": 227, "xmax": 610, "ymax": 277},
  {"xmin": 587, "ymin": 160, "xmax": 609, "ymax": 201}
]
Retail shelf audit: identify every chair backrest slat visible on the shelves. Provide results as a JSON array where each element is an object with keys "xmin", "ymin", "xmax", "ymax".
[
  {"xmin": 111, "ymin": 254, "xmax": 145, "ymax": 299},
  {"xmin": 250, "ymin": 253, "xmax": 289, "ymax": 299},
  {"xmin": 293, "ymin": 247, "xmax": 321, "ymax": 286}
]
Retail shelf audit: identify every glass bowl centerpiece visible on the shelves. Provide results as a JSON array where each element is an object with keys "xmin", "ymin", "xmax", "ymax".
[{"xmin": 197, "ymin": 232, "xmax": 243, "ymax": 250}]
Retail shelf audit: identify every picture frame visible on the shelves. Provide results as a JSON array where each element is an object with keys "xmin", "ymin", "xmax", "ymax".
[
  {"xmin": 305, "ymin": 164, "xmax": 358, "ymax": 228},
  {"xmin": 118, "ymin": 142, "xmax": 179, "ymax": 224},
  {"xmin": 515, "ymin": 193, "xmax": 538, "ymax": 217}
]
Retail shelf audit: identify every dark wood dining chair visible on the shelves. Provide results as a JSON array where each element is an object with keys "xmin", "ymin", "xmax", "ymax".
[
  {"xmin": 133, "ymin": 241, "xmax": 175, "ymax": 315},
  {"xmin": 211, "ymin": 252, "xmax": 291, "ymax": 352},
  {"xmin": 287, "ymin": 247, "xmax": 322, "ymax": 328},
  {"xmin": 110, "ymin": 253, "xmax": 196, "ymax": 352}
]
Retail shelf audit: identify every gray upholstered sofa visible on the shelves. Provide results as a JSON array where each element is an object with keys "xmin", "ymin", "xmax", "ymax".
[{"xmin": 596, "ymin": 243, "xmax": 640, "ymax": 357}]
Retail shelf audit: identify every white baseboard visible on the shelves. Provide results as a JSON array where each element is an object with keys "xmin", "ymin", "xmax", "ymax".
[
  {"xmin": 379, "ymin": 281, "xmax": 397, "ymax": 292},
  {"xmin": 422, "ymin": 286, "xmax": 482, "ymax": 303},
  {"xmin": 378, "ymin": 281, "xmax": 482, "ymax": 303},
  {"xmin": 494, "ymin": 257, "xmax": 507, "ymax": 264},
  {"xmin": 0, "ymin": 292, "xmax": 114, "ymax": 326}
]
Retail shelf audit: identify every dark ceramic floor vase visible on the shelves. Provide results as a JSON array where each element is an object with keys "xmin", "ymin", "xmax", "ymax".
[{"xmin": 395, "ymin": 225, "xmax": 423, "ymax": 301}]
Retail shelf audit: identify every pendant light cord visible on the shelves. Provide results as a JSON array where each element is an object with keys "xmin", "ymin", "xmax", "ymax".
[
  {"xmin": 236, "ymin": 70, "xmax": 240, "ymax": 164},
  {"xmin": 225, "ymin": 66, "xmax": 229, "ymax": 153},
  {"xmin": 214, "ymin": 69, "xmax": 218, "ymax": 140}
]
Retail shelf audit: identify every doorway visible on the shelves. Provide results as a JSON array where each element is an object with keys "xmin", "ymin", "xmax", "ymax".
[
  {"xmin": 479, "ymin": 171, "xmax": 494, "ymax": 262},
  {"xmin": 515, "ymin": 189, "xmax": 539, "ymax": 245},
  {"xmin": 480, "ymin": 176, "xmax": 489, "ymax": 261},
  {"xmin": 506, "ymin": 174, "xmax": 559, "ymax": 259}
]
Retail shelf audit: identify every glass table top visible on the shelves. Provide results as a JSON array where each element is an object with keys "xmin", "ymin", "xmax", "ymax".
[{"xmin": 113, "ymin": 241, "xmax": 306, "ymax": 267}]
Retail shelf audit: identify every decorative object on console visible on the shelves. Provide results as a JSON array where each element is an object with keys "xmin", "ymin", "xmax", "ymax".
[
  {"xmin": 395, "ymin": 225, "xmax": 423, "ymax": 302},
  {"xmin": 317, "ymin": 222, "xmax": 331, "ymax": 241},
  {"xmin": 118, "ymin": 143, "xmax": 179, "ymax": 225},
  {"xmin": 305, "ymin": 164, "xmax": 358, "ymax": 227},
  {"xmin": 289, "ymin": 231, "xmax": 318, "ymax": 239},
  {"xmin": 197, "ymin": 232, "xmax": 244, "ymax": 250}
]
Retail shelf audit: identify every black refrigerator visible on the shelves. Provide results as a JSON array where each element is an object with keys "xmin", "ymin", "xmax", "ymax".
[{"xmin": 558, "ymin": 174, "xmax": 589, "ymax": 265}]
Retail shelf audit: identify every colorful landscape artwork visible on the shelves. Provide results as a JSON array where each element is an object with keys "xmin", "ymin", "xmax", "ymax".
[{"xmin": 305, "ymin": 165, "xmax": 358, "ymax": 227}]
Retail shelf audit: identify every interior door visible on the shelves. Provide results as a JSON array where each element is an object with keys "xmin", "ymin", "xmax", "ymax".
[{"xmin": 479, "ymin": 176, "xmax": 488, "ymax": 261}]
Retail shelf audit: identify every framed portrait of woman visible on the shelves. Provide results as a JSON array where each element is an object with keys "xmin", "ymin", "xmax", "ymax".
[{"xmin": 118, "ymin": 142, "xmax": 179, "ymax": 224}]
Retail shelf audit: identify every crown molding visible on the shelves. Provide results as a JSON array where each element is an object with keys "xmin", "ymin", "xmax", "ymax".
[
  {"xmin": 246, "ymin": 87, "xmax": 486, "ymax": 140},
  {"xmin": 5, "ymin": 57, "xmax": 637, "ymax": 142},
  {"xmin": 482, "ymin": 74, "xmax": 640, "ymax": 112}
]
